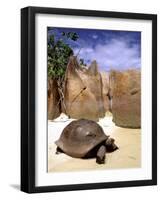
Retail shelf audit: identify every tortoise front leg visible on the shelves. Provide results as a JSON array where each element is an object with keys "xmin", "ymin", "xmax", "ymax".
[
  {"xmin": 105, "ymin": 137, "xmax": 118, "ymax": 152},
  {"xmin": 96, "ymin": 145, "xmax": 106, "ymax": 164}
]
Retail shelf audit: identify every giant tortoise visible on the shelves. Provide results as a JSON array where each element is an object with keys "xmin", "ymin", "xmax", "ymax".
[{"xmin": 55, "ymin": 119, "xmax": 118, "ymax": 164}]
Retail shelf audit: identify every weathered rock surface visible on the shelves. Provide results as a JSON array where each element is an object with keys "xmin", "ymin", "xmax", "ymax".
[
  {"xmin": 100, "ymin": 72, "xmax": 111, "ymax": 112},
  {"xmin": 47, "ymin": 56, "xmax": 141, "ymax": 128},
  {"xmin": 48, "ymin": 78, "xmax": 61, "ymax": 120},
  {"xmin": 63, "ymin": 56, "xmax": 105, "ymax": 121},
  {"xmin": 110, "ymin": 69, "xmax": 141, "ymax": 128}
]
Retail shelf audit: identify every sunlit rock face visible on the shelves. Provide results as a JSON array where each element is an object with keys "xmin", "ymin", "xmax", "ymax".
[
  {"xmin": 64, "ymin": 56, "xmax": 105, "ymax": 121},
  {"xmin": 48, "ymin": 78, "xmax": 61, "ymax": 120},
  {"xmin": 47, "ymin": 56, "xmax": 141, "ymax": 127},
  {"xmin": 100, "ymin": 72, "xmax": 111, "ymax": 112},
  {"xmin": 109, "ymin": 69, "xmax": 141, "ymax": 128}
]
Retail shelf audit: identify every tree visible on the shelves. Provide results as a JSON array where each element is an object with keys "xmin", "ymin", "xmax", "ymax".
[{"xmin": 47, "ymin": 31, "xmax": 79, "ymax": 116}]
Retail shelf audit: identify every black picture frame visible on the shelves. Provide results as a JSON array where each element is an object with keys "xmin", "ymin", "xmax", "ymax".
[{"xmin": 21, "ymin": 6, "xmax": 157, "ymax": 193}]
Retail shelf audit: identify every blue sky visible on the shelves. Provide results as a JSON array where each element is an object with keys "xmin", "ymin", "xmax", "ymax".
[{"xmin": 48, "ymin": 27, "xmax": 141, "ymax": 72}]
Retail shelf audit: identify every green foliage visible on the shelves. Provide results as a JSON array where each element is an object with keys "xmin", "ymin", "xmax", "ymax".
[
  {"xmin": 61, "ymin": 32, "xmax": 79, "ymax": 41},
  {"xmin": 48, "ymin": 31, "xmax": 79, "ymax": 80}
]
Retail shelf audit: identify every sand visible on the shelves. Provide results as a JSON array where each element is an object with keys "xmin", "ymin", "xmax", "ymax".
[{"xmin": 48, "ymin": 113, "xmax": 141, "ymax": 172}]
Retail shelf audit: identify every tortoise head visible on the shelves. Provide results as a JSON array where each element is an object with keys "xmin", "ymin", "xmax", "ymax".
[{"xmin": 105, "ymin": 137, "xmax": 119, "ymax": 152}]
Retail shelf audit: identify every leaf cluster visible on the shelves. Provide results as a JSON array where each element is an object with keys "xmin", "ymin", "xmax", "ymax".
[{"xmin": 47, "ymin": 31, "xmax": 79, "ymax": 80}]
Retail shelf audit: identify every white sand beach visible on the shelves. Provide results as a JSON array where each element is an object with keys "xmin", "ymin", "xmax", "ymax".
[{"xmin": 48, "ymin": 113, "xmax": 141, "ymax": 172}]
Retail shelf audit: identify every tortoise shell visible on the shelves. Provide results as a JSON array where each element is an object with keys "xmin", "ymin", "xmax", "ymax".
[{"xmin": 55, "ymin": 119, "xmax": 109, "ymax": 158}]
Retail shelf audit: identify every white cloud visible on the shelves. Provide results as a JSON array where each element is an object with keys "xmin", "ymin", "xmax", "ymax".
[
  {"xmin": 74, "ymin": 38, "xmax": 141, "ymax": 71},
  {"xmin": 92, "ymin": 35, "xmax": 98, "ymax": 39}
]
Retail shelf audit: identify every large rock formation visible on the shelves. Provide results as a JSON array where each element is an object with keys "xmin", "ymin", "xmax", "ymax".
[
  {"xmin": 109, "ymin": 69, "xmax": 141, "ymax": 128},
  {"xmin": 100, "ymin": 72, "xmax": 111, "ymax": 112},
  {"xmin": 47, "ymin": 56, "xmax": 141, "ymax": 128},
  {"xmin": 48, "ymin": 78, "xmax": 61, "ymax": 120},
  {"xmin": 63, "ymin": 56, "xmax": 105, "ymax": 121}
]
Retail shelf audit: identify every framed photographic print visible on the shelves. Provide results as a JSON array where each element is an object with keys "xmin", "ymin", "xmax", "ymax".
[{"xmin": 21, "ymin": 6, "xmax": 157, "ymax": 193}]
